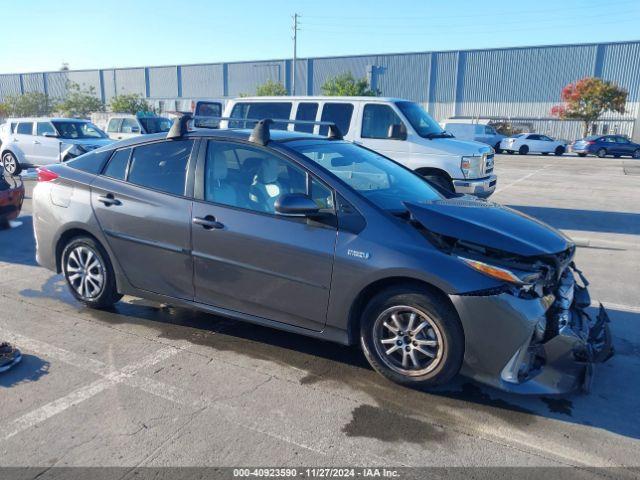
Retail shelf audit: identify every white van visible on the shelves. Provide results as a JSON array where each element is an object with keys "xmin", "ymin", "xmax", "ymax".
[
  {"xmin": 443, "ymin": 122, "xmax": 505, "ymax": 153},
  {"xmin": 221, "ymin": 97, "xmax": 496, "ymax": 197}
]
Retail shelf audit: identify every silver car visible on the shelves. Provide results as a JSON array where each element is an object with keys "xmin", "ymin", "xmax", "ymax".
[{"xmin": 32, "ymin": 117, "xmax": 613, "ymax": 394}]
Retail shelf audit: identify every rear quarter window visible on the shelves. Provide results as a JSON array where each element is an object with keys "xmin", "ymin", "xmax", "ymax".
[
  {"xmin": 67, "ymin": 150, "xmax": 112, "ymax": 175},
  {"xmin": 320, "ymin": 103, "xmax": 354, "ymax": 136}
]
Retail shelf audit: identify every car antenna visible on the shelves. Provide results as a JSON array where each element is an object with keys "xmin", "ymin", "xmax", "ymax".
[
  {"xmin": 249, "ymin": 119, "xmax": 273, "ymax": 146},
  {"xmin": 167, "ymin": 113, "xmax": 192, "ymax": 139}
]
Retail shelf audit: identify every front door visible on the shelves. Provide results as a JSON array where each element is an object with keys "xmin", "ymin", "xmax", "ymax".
[
  {"xmin": 91, "ymin": 139, "xmax": 196, "ymax": 300},
  {"xmin": 357, "ymin": 103, "xmax": 411, "ymax": 164},
  {"xmin": 34, "ymin": 122, "xmax": 62, "ymax": 165},
  {"xmin": 191, "ymin": 140, "xmax": 337, "ymax": 331}
]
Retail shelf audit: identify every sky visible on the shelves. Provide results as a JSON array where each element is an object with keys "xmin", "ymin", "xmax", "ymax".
[{"xmin": 2, "ymin": 0, "xmax": 640, "ymax": 74}]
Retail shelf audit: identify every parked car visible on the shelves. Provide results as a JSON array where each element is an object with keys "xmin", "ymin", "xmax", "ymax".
[
  {"xmin": 221, "ymin": 97, "xmax": 497, "ymax": 198},
  {"xmin": 571, "ymin": 135, "xmax": 640, "ymax": 158},
  {"xmin": 500, "ymin": 133, "xmax": 566, "ymax": 156},
  {"xmin": 105, "ymin": 114, "xmax": 173, "ymax": 140},
  {"xmin": 443, "ymin": 122, "xmax": 505, "ymax": 153},
  {"xmin": 0, "ymin": 118, "xmax": 113, "ymax": 176},
  {"xmin": 31, "ymin": 116, "xmax": 612, "ymax": 394},
  {"xmin": 0, "ymin": 165, "xmax": 24, "ymax": 228}
]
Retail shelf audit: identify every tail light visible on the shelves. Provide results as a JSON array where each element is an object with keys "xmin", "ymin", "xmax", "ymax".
[
  {"xmin": 37, "ymin": 167, "xmax": 59, "ymax": 182},
  {"xmin": 586, "ymin": 141, "xmax": 595, "ymax": 145}
]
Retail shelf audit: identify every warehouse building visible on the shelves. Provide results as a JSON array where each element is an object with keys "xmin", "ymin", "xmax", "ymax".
[{"xmin": 1, "ymin": 40, "xmax": 639, "ymax": 140}]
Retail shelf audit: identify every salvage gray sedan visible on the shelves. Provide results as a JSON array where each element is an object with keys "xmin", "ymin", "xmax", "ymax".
[{"xmin": 31, "ymin": 119, "xmax": 613, "ymax": 394}]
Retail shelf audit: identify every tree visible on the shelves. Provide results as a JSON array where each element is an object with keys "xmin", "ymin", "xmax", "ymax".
[
  {"xmin": 321, "ymin": 72, "xmax": 379, "ymax": 96},
  {"xmin": 109, "ymin": 93, "xmax": 151, "ymax": 114},
  {"xmin": 57, "ymin": 82, "xmax": 104, "ymax": 117},
  {"xmin": 551, "ymin": 77, "xmax": 627, "ymax": 137},
  {"xmin": 255, "ymin": 79, "xmax": 288, "ymax": 96},
  {"xmin": 4, "ymin": 92, "xmax": 54, "ymax": 117}
]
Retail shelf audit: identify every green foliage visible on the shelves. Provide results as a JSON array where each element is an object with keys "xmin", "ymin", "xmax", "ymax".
[
  {"xmin": 255, "ymin": 79, "xmax": 288, "ymax": 96},
  {"xmin": 56, "ymin": 82, "xmax": 104, "ymax": 117},
  {"xmin": 109, "ymin": 93, "xmax": 151, "ymax": 115},
  {"xmin": 551, "ymin": 77, "xmax": 628, "ymax": 137},
  {"xmin": 321, "ymin": 72, "xmax": 379, "ymax": 96},
  {"xmin": 4, "ymin": 92, "xmax": 54, "ymax": 117}
]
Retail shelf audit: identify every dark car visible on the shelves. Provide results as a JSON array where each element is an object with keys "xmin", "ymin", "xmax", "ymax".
[
  {"xmin": 572, "ymin": 135, "xmax": 640, "ymax": 158},
  {"xmin": 31, "ymin": 117, "xmax": 613, "ymax": 395},
  {"xmin": 0, "ymin": 165, "xmax": 24, "ymax": 229}
]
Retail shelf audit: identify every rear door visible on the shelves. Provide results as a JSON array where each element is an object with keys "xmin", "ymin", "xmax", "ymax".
[
  {"xmin": 91, "ymin": 139, "xmax": 196, "ymax": 300},
  {"xmin": 190, "ymin": 139, "xmax": 337, "ymax": 331},
  {"xmin": 33, "ymin": 121, "xmax": 62, "ymax": 165},
  {"xmin": 14, "ymin": 122, "xmax": 36, "ymax": 164}
]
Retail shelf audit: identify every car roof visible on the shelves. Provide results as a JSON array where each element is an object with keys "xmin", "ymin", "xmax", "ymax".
[
  {"xmin": 231, "ymin": 96, "xmax": 407, "ymax": 103},
  {"xmin": 6, "ymin": 117, "xmax": 91, "ymax": 122},
  {"xmin": 107, "ymin": 127, "xmax": 328, "ymax": 149}
]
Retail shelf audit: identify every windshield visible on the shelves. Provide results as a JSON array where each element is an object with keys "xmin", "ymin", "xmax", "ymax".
[
  {"xmin": 139, "ymin": 117, "xmax": 173, "ymax": 134},
  {"xmin": 53, "ymin": 121, "xmax": 106, "ymax": 139},
  {"xmin": 395, "ymin": 101, "xmax": 450, "ymax": 138},
  {"xmin": 289, "ymin": 141, "xmax": 442, "ymax": 212}
]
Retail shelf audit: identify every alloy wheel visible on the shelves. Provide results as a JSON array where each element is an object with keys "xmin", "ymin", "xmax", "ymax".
[
  {"xmin": 65, "ymin": 246, "xmax": 105, "ymax": 299},
  {"xmin": 373, "ymin": 305, "xmax": 444, "ymax": 376},
  {"xmin": 2, "ymin": 154, "xmax": 17, "ymax": 175}
]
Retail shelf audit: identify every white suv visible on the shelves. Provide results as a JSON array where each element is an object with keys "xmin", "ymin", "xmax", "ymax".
[{"xmin": 0, "ymin": 118, "xmax": 113, "ymax": 175}]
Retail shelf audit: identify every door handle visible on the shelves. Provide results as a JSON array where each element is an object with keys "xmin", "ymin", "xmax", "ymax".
[
  {"xmin": 33, "ymin": 140, "xmax": 41, "ymax": 145},
  {"xmin": 193, "ymin": 215, "xmax": 224, "ymax": 230},
  {"xmin": 97, "ymin": 193, "xmax": 121, "ymax": 206}
]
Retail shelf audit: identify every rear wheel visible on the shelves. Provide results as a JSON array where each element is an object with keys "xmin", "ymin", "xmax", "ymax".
[
  {"xmin": 62, "ymin": 236, "xmax": 122, "ymax": 309},
  {"xmin": 518, "ymin": 145, "xmax": 529, "ymax": 155},
  {"xmin": 360, "ymin": 286, "xmax": 464, "ymax": 388},
  {"xmin": 554, "ymin": 146, "xmax": 565, "ymax": 156},
  {"xmin": 597, "ymin": 148, "xmax": 607, "ymax": 158},
  {"xmin": 633, "ymin": 149, "xmax": 640, "ymax": 159},
  {"xmin": 1, "ymin": 152, "xmax": 21, "ymax": 176}
]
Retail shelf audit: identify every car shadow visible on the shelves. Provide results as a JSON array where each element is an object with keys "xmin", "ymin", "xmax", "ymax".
[
  {"xmin": 0, "ymin": 215, "xmax": 37, "ymax": 266},
  {"xmin": 0, "ymin": 353, "xmax": 50, "ymax": 388},
  {"xmin": 507, "ymin": 205, "xmax": 640, "ymax": 235}
]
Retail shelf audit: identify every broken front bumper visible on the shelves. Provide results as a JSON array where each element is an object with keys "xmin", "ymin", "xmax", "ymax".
[{"xmin": 450, "ymin": 265, "xmax": 614, "ymax": 395}]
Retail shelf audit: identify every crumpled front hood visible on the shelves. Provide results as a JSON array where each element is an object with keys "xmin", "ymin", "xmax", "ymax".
[{"xmin": 405, "ymin": 198, "xmax": 572, "ymax": 257}]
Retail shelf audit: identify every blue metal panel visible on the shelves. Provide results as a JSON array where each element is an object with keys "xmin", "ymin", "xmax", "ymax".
[
  {"xmin": 114, "ymin": 68, "xmax": 146, "ymax": 96},
  {"xmin": 180, "ymin": 64, "xmax": 224, "ymax": 98},
  {"xmin": 21, "ymin": 73, "xmax": 45, "ymax": 93},
  {"xmin": 374, "ymin": 53, "xmax": 430, "ymax": 102},
  {"xmin": 0, "ymin": 74, "xmax": 21, "ymax": 100},
  {"xmin": 148, "ymin": 66, "xmax": 178, "ymax": 98},
  {"xmin": 227, "ymin": 61, "xmax": 285, "ymax": 97},
  {"xmin": 311, "ymin": 55, "xmax": 377, "ymax": 94},
  {"xmin": 293, "ymin": 58, "xmax": 308, "ymax": 96}
]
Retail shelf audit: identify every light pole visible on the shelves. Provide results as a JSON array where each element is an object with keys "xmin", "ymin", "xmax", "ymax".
[{"xmin": 292, "ymin": 13, "xmax": 300, "ymax": 95}]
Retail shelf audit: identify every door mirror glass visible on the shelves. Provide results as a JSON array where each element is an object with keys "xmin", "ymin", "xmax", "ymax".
[
  {"xmin": 387, "ymin": 123, "xmax": 407, "ymax": 140},
  {"xmin": 275, "ymin": 193, "xmax": 320, "ymax": 217}
]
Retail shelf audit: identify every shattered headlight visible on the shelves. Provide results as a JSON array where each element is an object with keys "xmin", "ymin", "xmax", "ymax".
[{"xmin": 459, "ymin": 257, "xmax": 544, "ymax": 287}]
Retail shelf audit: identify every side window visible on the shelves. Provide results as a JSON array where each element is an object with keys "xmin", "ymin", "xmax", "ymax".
[
  {"xmin": 68, "ymin": 150, "xmax": 111, "ymax": 175},
  {"xmin": 527, "ymin": 134, "xmax": 540, "ymax": 140},
  {"xmin": 361, "ymin": 104, "xmax": 403, "ymax": 139},
  {"xmin": 103, "ymin": 148, "xmax": 131, "ymax": 180},
  {"xmin": 485, "ymin": 126, "xmax": 496, "ymax": 135},
  {"xmin": 128, "ymin": 140, "xmax": 194, "ymax": 195},
  {"xmin": 121, "ymin": 118, "xmax": 141, "ymax": 134},
  {"xmin": 294, "ymin": 103, "xmax": 319, "ymax": 133},
  {"xmin": 194, "ymin": 102, "xmax": 222, "ymax": 128},
  {"xmin": 319, "ymin": 103, "xmax": 354, "ymax": 136},
  {"xmin": 229, "ymin": 102, "xmax": 292, "ymax": 130},
  {"xmin": 204, "ymin": 141, "xmax": 333, "ymax": 214},
  {"xmin": 107, "ymin": 118, "xmax": 122, "ymax": 133},
  {"xmin": 36, "ymin": 122, "xmax": 56, "ymax": 136},
  {"xmin": 616, "ymin": 136, "xmax": 629, "ymax": 144},
  {"xmin": 16, "ymin": 123, "xmax": 34, "ymax": 135}
]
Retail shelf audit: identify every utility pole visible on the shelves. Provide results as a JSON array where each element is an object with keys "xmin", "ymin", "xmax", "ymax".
[{"xmin": 292, "ymin": 13, "xmax": 299, "ymax": 95}]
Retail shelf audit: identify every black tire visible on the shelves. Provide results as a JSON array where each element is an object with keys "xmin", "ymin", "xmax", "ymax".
[
  {"xmin": 423, "ymin": 173, "xmax": 454, "ymax": 193},
  {"xmin": 578, "ymin": 153, "xmax": 587, "ymax": 157},
  {"xmin": 633, "ymin": 149, "xmax": 640, "ymax": 159},
  {"xmin": 1, "ymin": 152, "xmax": 21, "ymax": 176},
  {"xmin": 541, "ymin": 152, "xmax": 549, "ymax": 156},
  {"xmin": 554, "ymin": 146, "xmax": 565, "ymax": 156},
  {"xmin": 518, "ymin": 145, "xmax": 529, "ymax": 155},
  {"xmin": 494, "ymin": 143, "xmax": 502, "ymax": 154},
  {"xmin": 506, "ymin": 150, "xmax": 513, "ymax": 155},
  {"xmin": 360, "ymin": 286, "xmax": 464, "ymax": 389},
  {"xmin": 597, "ymin": 148, "xmax": 607, "ymax": 158},
  {"xmin": 0, "ymin": 217, "xmax": 9, "ymax": 230},
  {"xmin": 61, "ymin": 236, "xmax": 122, "ymax": 309}
]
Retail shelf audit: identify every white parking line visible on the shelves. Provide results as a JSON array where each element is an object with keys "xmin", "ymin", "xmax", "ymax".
[{"xmin": 493, "ymin": 165, "xmax": 553, "ymax": 195}]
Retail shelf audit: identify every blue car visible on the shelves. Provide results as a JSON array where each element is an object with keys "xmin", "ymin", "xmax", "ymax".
[{"xmin": 571, "ymin": 135, "xmax": 640, "ymax": 159}]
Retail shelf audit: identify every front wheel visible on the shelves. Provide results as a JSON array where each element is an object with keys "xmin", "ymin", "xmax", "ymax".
[
  {"xmin": 578, "ymin": 153, "xmax": 587, "ymax": 157},
  {"xmin": 518, "ymin": 145, "xmax": 529, "ymax": 155},
  {"xmin": 494, "ymin": 143, "xmax": 502, "ymax": 154},
  {"xmin": 62, "ymin": 236, "xmax": 122, "ymax": 309},
  {"xmin": 360, "ymin": 287, "xmax": 464, "ymax": 388},
  {"xmin": 633, "ymin": 149, "xmax": 640, "ymax": 159},
  {"xmin": 554, "ymin": 146, "xmax": 565, "ymax": 156},
  {"xmin": 1, "ymin": 152, "xmax": 21, "ymax": 176}
]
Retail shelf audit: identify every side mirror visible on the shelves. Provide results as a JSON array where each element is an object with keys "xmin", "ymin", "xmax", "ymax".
[
  {"xmin": 275, "ymin": 193, "xmax": 320, "ymax": 217},
  {"xmin": 42, "ymin": 132, "xmax": 58, "ymax": 138},
  {"xmin": 388, "ymin": 123, "xmax": 407, "ymax": 140}
]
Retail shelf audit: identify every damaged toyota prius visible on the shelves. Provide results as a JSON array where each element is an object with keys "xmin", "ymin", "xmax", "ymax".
[{"xmin": 32, "ymin": 117, "xmax": 613, "ymax": 394}]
